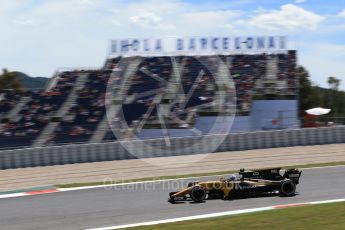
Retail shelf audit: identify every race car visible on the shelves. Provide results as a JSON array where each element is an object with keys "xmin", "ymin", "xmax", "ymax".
[{"xmin": 168, "ymin": 168, "xmax": 302, "ymax": 203}]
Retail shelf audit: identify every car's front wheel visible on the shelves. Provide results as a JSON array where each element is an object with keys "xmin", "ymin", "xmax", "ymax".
[{"xmin": 190, "ymin": 186, "xmax": 206, "ymax": 202}]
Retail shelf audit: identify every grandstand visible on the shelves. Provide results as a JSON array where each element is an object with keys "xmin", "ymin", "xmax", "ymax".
[{"xmin": 0, "ymin": 50, "xmax": 297, "ymax": 150}]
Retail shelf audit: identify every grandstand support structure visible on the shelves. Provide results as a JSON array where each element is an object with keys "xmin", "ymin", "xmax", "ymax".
[
  {"xmin": 214, "ymin": 58, "xmax": 231, "ymax": 111},
  {"xmin": 105, "ymin": 58, "xmax": 143, "ymax": 140},
  {"xmin": 89, "ymin": 116, "xmax": 109, "ymax": 143},
  {"xmin": 55, "ymin": 73, "xmax": 89, "ymax": 117},
  {"xmin": 45, "ymin": 72, "xmax": 60, "ymax": 92},
  {"xmin": 117, "ymin": 58, "xmax": 141, "ymax": 99},
  {"xmin": 32, "ymin": 73, "xmax": 89, "ymax": 147},
  {"xmin": 0, "ymin": 96, "xmax": 31, "ymax": 131},
  {"xmin": 171, "ymin": 57, "xmax": 187, "ymax": 104},
  {"xmin": 5, "ymin": 96, "xmax": 31, "ymax": 121},
  {"xmin": 264, "ymin": 56, "xmax": 278, "ymax": 94},
  {"xmin": 266, "ymin": 56, "xmax": 278, "ymax": 81},
  {"xmin": 92, "ymin": 58, "xmax": 141, "ymax": 143}
]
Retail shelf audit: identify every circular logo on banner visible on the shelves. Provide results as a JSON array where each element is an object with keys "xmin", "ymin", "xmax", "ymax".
[{"xmin": 105, "ymin": 55, "xmax": 236, "ymax": 167}]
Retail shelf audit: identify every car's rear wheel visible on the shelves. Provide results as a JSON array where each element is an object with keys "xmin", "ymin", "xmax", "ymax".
[
  {"xmin": 190, "ymin": 186, "xmax": 206, "ymax": 202},
  {"xmin": 279, "ymin": 180, "xmax": 296, "ymax": 196}
]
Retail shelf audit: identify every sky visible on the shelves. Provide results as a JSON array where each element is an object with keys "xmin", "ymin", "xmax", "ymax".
[{"xmin": 0, "ymin": 0, "xmax": 344, "ymax": 89}]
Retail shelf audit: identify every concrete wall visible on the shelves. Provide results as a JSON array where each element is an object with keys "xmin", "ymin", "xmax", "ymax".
[
  {"xmin": 137, "ymin": 129, "xmax": 198, "ymax": 139},
  {"xmin": 137, "ymin": 116, "xmax": 251, "ymax": 139},
  {"xmin": 0, "ymin": 126, "xmax": 344, "ymax": 169},
  {"xmin": 250, "ymin": 100, "xmax": 298, "ymax": 131},
  {"xmin": 132, "ymin": 100, "xmax": 298, "ymax": 140}
]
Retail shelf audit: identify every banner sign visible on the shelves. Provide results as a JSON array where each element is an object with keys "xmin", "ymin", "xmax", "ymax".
[{"xmin": 109, "ymin": 36, "xmax": 288, "ymax": 57}]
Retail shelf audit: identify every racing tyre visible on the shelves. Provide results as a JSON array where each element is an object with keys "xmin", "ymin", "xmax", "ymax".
[
  {"xmin": 279, "ymin": 180, "xmax": 296, "ymax": 196},
  {"xmin": 190, "ymin": 186, "xmax": 206, "ymax": 202}
]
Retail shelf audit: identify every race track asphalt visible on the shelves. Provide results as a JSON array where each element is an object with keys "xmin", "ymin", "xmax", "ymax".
[{"xmin": 0, "ymin": 166, "xmax": 344, "ymax": 230}]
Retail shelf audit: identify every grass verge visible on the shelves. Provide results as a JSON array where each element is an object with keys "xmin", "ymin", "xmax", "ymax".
[
  {"xmin": 55, "ymin": 161, "xmax": 345, "ymax": 188},
  {"xmin": 126, "ymin": 201, "xmax": 345, "ymax": 230}
]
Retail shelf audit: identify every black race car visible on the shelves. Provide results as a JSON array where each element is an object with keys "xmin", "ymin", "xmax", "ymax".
[{"xmin": 168, "ymin": 168, "xmax": 302, "ymax": 203}]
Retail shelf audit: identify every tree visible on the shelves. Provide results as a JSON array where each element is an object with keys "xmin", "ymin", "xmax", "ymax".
[
  {"xmin": 298, "ymin": 67, "xmax": 345, "ymax": 124},
  {"xmin": 327, "ymin": 76, "xmax": 342, "ymax": 116},
  {"xmin": 298, "ymin": 65, "xmax": 321, "ymax": 115},
  {"xmin": 327, "ymin": 76, "xmax": 341, "ymax": 91},
  {"xmin": 0, "ymin": 68, "xmax": 23, "ymax": 91}
]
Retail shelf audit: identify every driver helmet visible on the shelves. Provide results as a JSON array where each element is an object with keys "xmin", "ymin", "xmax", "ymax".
[{"xmin": 228, "ymin": 175, "xmax": 237, "ymax": 181}]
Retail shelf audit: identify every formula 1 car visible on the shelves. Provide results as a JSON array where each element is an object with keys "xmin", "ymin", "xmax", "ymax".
[{"xmin": 168, "ymin": 168, "xmax": 302, "ymax": 203}]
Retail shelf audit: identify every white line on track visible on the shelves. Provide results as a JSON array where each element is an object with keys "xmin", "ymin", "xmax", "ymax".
[
  {"xmin": 86, "ymin": 207, "xmax": 275, "ymax": 230},
  {"xmin": 0, "ymin": 193, "xmax": 26, "ymax": 199},
  {"xmin": 85, "ymin": 198, "xmax": 345, "ymax": 230}
]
